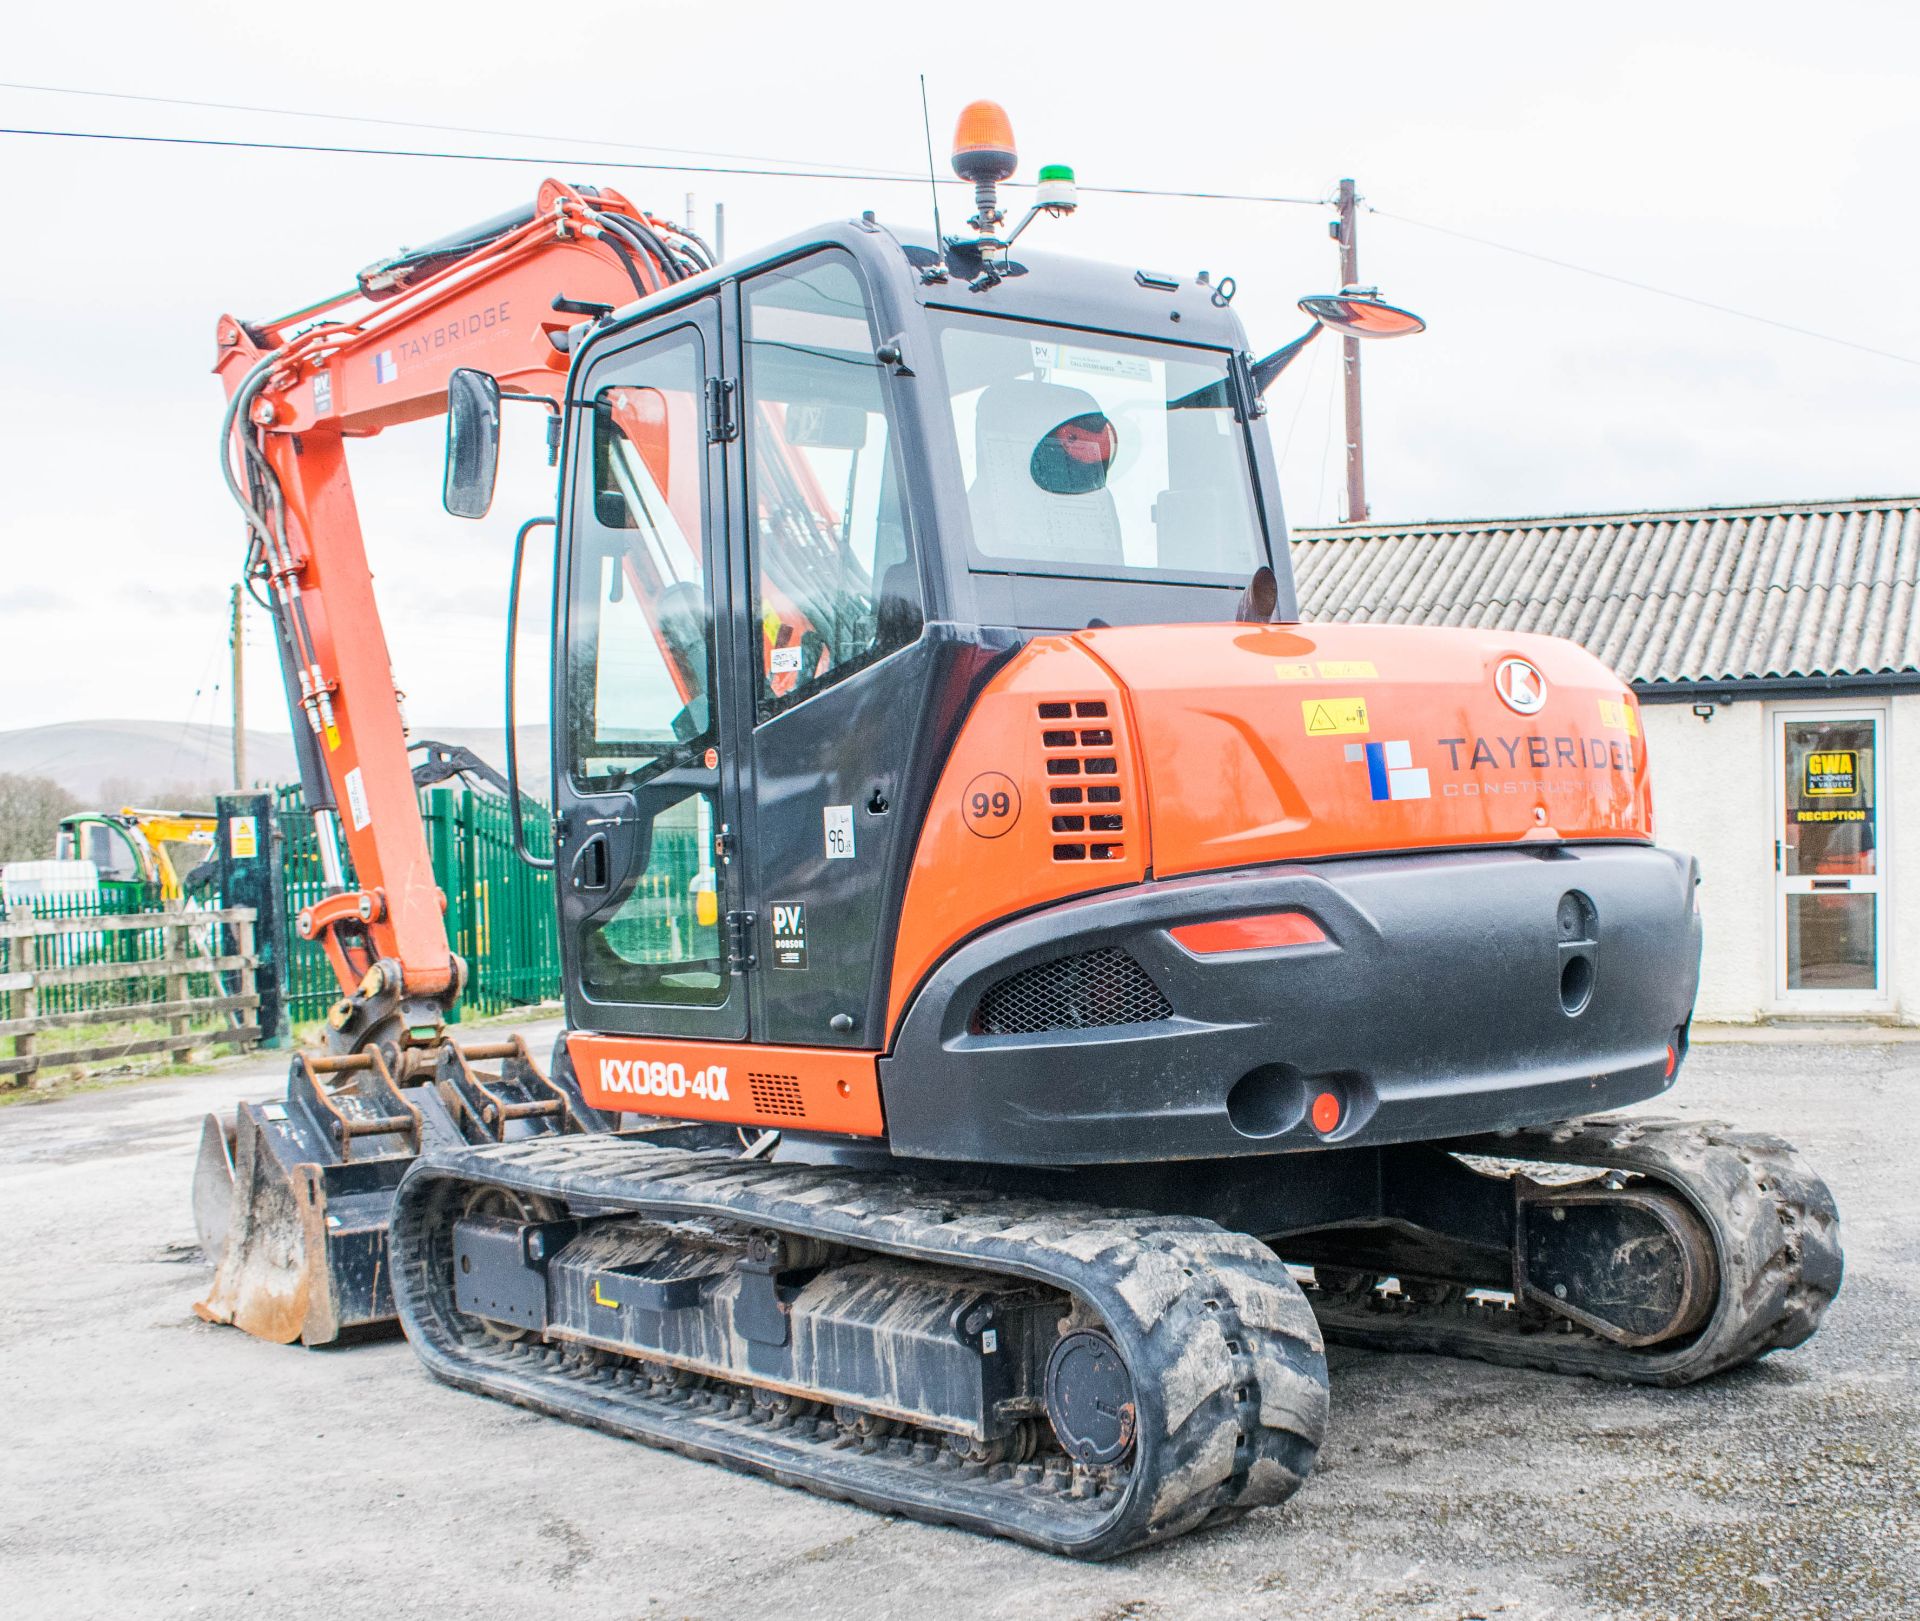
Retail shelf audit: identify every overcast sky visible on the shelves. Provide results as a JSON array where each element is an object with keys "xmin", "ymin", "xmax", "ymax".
[{"xmin": 3, "ymin": 0, "xmax": 1916, "ymax": 739}]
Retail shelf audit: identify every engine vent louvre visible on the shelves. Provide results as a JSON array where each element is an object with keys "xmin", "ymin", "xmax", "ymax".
[
  {"xmin": 747, "ymin": 1072, "xmax": 807, "ymax": 1120},
  {"xmin": 972, "ymin": 948, "xmax": 1172, "ymax": 1036},
  {"xmin": 1036, "ymin": 701, "xmax": 1127, "ymax": 861}
]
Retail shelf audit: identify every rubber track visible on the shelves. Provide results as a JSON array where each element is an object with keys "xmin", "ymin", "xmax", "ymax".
[
  {"xmin": 1305, "ymin": 1116, "xmax": 1844, "ymax": 1386},
  {"xmin": 390, "ymin": 1135, "xmax": 1329, "ymax": 1558}
]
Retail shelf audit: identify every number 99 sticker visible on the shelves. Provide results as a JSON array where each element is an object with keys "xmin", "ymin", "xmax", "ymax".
[{"xmin": 963, "ymin": 772, "xmax": 1021, "ymax": 838}]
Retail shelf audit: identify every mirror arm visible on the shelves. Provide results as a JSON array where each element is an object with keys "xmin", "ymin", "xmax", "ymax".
[
  {"xmin": 1251, "ymin": 324, "xmax": 1325, "ymax": 396},
  {"xmin": 505, "ymin": 515, "xmax": 558, "ymax": 871},
  {"xmin": 498, "ymin": 391, "xmax": 564, "ymax": 466}
]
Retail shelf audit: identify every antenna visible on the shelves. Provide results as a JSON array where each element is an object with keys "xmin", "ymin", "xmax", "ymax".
[{"xmin": 918, "ymin": 74, "xmax": 944, "ymax": 249}]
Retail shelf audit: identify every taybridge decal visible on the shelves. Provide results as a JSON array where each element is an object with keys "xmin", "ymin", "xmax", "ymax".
[
  {"xmin": 370, "ymin": 299, "xmax": 512, "ymax": 383},
  {"xmin": 1345, "ymin": 740, "xmax": 1431, "ymax": 802},
  {"xmin": 597, "ymin": 1057, "xmax": 731, "ymax": 1102},
  {"xmin": 1437, "ymin": 734, "xmax": 1633, "ymax": 773}
]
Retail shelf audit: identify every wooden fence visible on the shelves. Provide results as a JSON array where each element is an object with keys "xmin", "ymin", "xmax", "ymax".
[{"xmin": 0, "ymin": 905, "xmax": 262, "ymax": 1087}]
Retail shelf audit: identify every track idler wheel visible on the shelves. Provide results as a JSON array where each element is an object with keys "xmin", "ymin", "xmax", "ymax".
[
  {"xmin": 1044, "ymin": 1329, "xmax": 1137, "ymax": 1467},
  {"xmin": 1518, "ymin": 1183, "xmax": 1717, "ymax": 1347}
]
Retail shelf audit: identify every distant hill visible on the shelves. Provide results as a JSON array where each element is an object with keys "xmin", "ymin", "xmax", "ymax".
[{"xmin": 0, "ymin": 720, "xmax": 551, "ymax": 806}]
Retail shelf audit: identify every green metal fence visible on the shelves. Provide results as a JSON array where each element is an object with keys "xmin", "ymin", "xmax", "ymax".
[{"xmin": 272, "ymin": 784, "xmax": 561, "ymax": 1025}]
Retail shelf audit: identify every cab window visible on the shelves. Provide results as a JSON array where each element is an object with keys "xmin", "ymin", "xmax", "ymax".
[
  {"xmin": 741, "ymin": 255, "xmax": 921, "ymax": 721},
  {"xmin": 567, "ymin": 327, "xmax": 712, "ymax": 784}
]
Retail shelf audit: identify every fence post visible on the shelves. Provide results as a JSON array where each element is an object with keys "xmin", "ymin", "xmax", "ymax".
[
  {"xmin": 216, "ymin": 791, "xmax": 288, "ymax": 1047},
  {"xmin": 165, "ymin": 908, "xmax": 191, "ymax": 1064},
  {"xmin": 8, "ymin": 904, "xmax": 36, "ymax": 1088},
  {"xmin": 424, "ymin": 788, "xmax": 464, "ymax": 1025},
  {"xmin": 235, "ymin": 910, "xmax": 259, "ymax": 1053}
]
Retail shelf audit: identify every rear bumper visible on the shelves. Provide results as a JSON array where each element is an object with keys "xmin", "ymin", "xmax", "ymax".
[{"xmin": 880, "ymin": 843, "xmax": 1702, "ymax": 1165}]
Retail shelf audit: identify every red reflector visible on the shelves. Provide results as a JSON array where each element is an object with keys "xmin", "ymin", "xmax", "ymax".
[
  {"xmin": 1311, "ymin": 1091, "xmax": 1342, "ymax": 1134},
  {"xmin": 1664, "ymin": 1044, "xmax": 1677, "ymax": 1079},
  {"xmin": 1170, "ymin": 912, "xmax": 1326, "ymax": 955}
]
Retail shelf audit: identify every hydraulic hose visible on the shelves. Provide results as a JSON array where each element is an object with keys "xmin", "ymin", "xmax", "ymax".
[{"xmin": 596, "ymin": 230, "xmax": 652, "ymax": 302}]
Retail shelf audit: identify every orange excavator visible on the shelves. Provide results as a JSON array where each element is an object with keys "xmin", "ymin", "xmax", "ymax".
[{"xmin": 194, "ymin": 103, "xmax": 1841, "ymax": 1558}]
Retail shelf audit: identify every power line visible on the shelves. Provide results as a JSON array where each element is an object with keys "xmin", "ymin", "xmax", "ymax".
[
  {"xmin": 0, "ymin": 124, "xmax": 1328, "ymax": 205},
  {"xmin": 1372, "ymin": 207, "xmax": 1920, "ymax": 370},
  {"xmin": 0, "ymin": 78, "xmax": 906, "ymax": 178}
]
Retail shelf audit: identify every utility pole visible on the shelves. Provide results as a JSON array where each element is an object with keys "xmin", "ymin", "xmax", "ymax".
[
  {"xmin": 229, "ymin": 583, "xmax": 246, "ymax": 789},
  {"xmin": 1334, "ymin": 177, "xmax": 1367, "ymax": 523}
]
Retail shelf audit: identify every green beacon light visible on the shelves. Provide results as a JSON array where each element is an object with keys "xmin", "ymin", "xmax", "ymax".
[{"xmin": 1037, "ymin": 164, "xmax": 1078, "ymax": 216}]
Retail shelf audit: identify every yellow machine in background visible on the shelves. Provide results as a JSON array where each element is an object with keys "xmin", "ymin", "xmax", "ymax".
[{"xmin": 54, "ymin": 810, "xmax": 218, "ymax": 902}]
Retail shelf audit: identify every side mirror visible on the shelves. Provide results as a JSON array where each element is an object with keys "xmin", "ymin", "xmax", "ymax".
[
  {"xmin": 1297, "ymin": 291, "xmax": 1426, "ymax": 339},
  {"xmin": 444, "ymin": 368, "xmax": 501, "ymax": 518},
  {"xmin": 1250, "ymin": 290, "xmax": 1427, "ymax": 396}
]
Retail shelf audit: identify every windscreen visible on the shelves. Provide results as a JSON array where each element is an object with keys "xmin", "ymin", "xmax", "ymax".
[{"xmin": 936, "ymin": 316, "xmax": 1266, "ymax": 581}]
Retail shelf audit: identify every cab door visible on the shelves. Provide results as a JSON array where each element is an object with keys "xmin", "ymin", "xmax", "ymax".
[{"xmin": 553, "ymin": 299, "xmax": 749, "ymax": 1039}]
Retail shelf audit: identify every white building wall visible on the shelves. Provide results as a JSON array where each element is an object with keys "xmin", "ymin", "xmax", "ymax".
[
  {"xmin": 1641, "ymin": 701, "xmax": 1770, "ymax": 1023},
  {"xmin": 1642, "ymin": 692, "xmax": 1918, "ymax": 1024}
]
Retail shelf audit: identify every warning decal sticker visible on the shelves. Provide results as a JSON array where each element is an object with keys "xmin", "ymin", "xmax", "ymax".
[
  {"xmin": 1597, "ymin": 698, "xmax": 1641, "ymax": 736},
  {"xmin": 1302, "ymin": 697, "xmax": 1371, "ymax": 736},
  {"xmin": 344, "ymin": 767, "xmax": 372, "ymax": 832}
]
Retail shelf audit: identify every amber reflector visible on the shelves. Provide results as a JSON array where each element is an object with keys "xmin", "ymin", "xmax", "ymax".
[{"xmin": 1170, "ymin": 912, "xmax": 1327, "ymax": 954}]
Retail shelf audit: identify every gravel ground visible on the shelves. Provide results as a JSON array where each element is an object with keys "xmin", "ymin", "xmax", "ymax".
[{"xmin": 1, "ymin": 1029, "xmax": 1913, "ymax": 1621}]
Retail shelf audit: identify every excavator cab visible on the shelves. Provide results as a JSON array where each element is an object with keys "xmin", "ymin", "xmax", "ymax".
[{"xmin": 513, "ymin": 229, "xmax": 1316, "ymax": 1091}]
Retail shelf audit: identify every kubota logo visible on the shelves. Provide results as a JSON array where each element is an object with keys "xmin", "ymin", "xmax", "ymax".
[
  {"xmin": 1493, "ymin": 657, "xmax": 1548, "ymax": 715},
  {"xmin": 598, "ymin": 1057, "xmax": 730, "ymax": 1102}
]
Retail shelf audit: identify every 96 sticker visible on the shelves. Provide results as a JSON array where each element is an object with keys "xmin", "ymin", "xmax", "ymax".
[{"xmin": 823, "ymin": 804, "xmax": 855, "ymax": 860}]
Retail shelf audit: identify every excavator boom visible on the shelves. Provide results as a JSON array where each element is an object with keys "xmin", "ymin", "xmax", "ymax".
[{"xmin": 194, "ymin": 183, "xmax": 715, "ymax": 1341}]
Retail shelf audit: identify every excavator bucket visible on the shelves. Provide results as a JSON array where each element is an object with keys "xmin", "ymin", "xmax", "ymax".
[
  {"xmin": 193, "ymin": 1050, "xmax": 425, "ymax": 1344},
  {"xmin": 193, "ymin": 1039, "xmax": 618, "ymax": 1345}
]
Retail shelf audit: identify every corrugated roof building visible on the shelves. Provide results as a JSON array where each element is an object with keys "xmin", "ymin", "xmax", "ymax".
[
  {"xmin": 1292, "ymin": 496, "xmax": 1920, "ymax": 693},
  {"xmin": 1290, "ymin": 497, "xmax": 1920, "ymax": 1024}
]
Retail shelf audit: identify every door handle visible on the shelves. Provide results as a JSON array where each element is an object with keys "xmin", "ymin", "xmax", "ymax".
[{"xmin": 571, "ymin": 831, "xmax": 611, "ymax": 891}]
